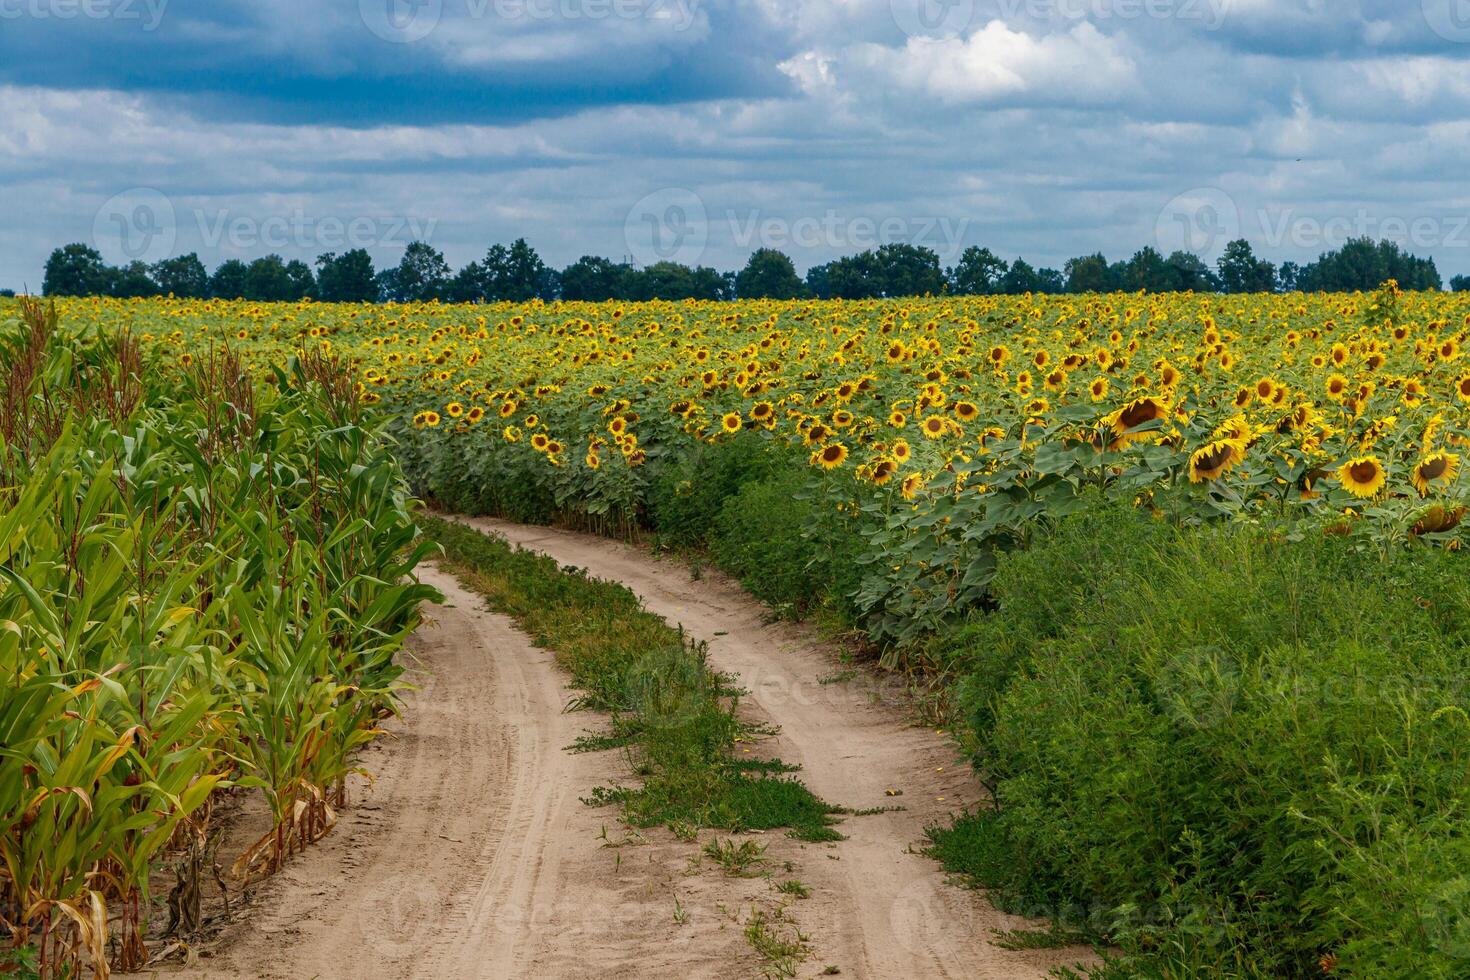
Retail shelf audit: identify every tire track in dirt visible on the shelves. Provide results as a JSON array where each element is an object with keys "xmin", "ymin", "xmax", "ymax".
[
  {"xmin": 458, "ymin": 516, "xmax": 1098, "ymax": 980},
  {"xmin": 166, "ymin": 564, "xmax": 760, "ymax": 979}
]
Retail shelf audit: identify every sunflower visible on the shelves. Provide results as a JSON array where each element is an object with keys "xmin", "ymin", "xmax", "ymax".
[
  {"xmin": 721, "ymin": 412, "xmax": 742, "ymax": 434},
  {"xmin": 1337, "ymin": 455, "xmax": 1387, "ymax": 499},
  {"xmin": 888, "ymin": 410, "xmax": 907, "ymax": 428},
  {"xmin": 1106, "ymin": 395, "xmax": 1170, "ymax": 448},
  {"xmin": 1412, "ymin": 452, "xmax": 1460, "ymax": 496},
  {"xmin": 812, "ymin": 442, "xmax": 848, "ymax": 470},
  {"xmin": 421, "ymin": 410, "xmax": 442, "ymax": 428},
  {"xmin": 869, "ymin": 458, "xmax": 897, "ymax": 485},
  {"xmin": 1188, "ymin": 440, "xmax": 1241, "ymax": 483},
  {"xmin": 900, "ymin": 473, "xmax": 924, "ymax": 500},
  {"xmin": 446, "ymin": 401, "xmax": 464, "ymax": 418},
  {"xmin": 920, "ymin": 414, "xmax": 948, "ymax": 439},
  {"xmin": 531, "ymin": 432, "xmax": 551, "ymax": 451},
  {"xmin": 891, "ymin": 440, "xmax": 912, "ymax": 464},
  {"xmin": 466, "ymin": 406, "xmax": 485, "ymax": 424},
  {"xmin": 750, "ymin": 401, "xmax": 774, "ymax": 423},
  {"xmin": 1088, "ymin": 377, "xmax": 1110, "ymax": 402},
  {"xmin": 953, "ymin": 401, "xmax": 979, "ymax": 422},
  {"xmin": 1456, "ymin": 374, "xmax": 1470, "ymax": 404},
  {"xmin": 1412, "ymin": 504, "xmax": 1467, "ymax": 536},
  {"xmin": 586, "ymin": 452, "xmax": 601, "ymax": 470},
  {"xmin": 1325, "ymin": 374, "xmax": 1349, "ymax": 401}
]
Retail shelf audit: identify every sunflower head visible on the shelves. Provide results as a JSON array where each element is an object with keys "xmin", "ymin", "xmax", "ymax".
[
  {"xmin": 1412, "ymin": 452, "xmax": 1461, "ymax": 496},
  {"xmin": 1106, "ymin": 395, "xmax": 1170, "ymax": 448},
  {"xmin": 1337, "ymin": 455, "xmax": 1387, "ymax": 499},
  {"xmin": 1188, "ymin": 440, "xmax": 1241, "ymax": 484},
  {"xmin": 811, "ymin": 442, "xmax": 849, "ymax": 470}
]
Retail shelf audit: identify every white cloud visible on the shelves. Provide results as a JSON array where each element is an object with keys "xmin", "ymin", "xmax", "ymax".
[{"xmin": 789, "ymin": 21, "xmax": 1137, "ymax": 107}]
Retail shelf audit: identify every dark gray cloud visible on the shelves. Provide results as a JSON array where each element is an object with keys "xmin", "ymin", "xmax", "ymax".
[{"xmin": 4, "ymin": 0, "xmax": 1470, "ymax": 289}]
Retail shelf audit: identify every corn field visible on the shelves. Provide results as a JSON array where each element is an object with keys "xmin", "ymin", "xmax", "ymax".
[{"xmin": 0, "ymin": 299, "xmax": 436, "ymax": 977}]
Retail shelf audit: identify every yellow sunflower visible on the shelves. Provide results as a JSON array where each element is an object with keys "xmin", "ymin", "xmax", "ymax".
[
  {"xmin": 1106, "ymin": 396, "xmax": 1170, "ymax": 448},
  {"xmin": 1337, "ymin": 455, "xmax": 1387, "ymax": 499},
  {"xmin": 1188, "ymin": 440, "xmax": 1241, "ymax": 484},
  {"xmin": 811, "ymin": 442, "xmax": 849, "ymax": 470},
  {"xmin": 1412, "ymin": 452, "xmax": 1460, "ymax": 496}
]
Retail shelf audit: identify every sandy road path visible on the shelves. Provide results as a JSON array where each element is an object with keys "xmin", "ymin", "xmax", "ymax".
[
  {"xmin": 457, "ymin": 516, "xmax": 1096, "ymax": 980},
  {"xmin": 170, "ymin": 564, "xmax": 756, "ymax": 980}
]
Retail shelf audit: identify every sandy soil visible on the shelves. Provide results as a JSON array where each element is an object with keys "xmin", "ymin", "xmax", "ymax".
[
  {"xmin": 153, "ymin": 521, "xmax": 1097, "ymax": 979},
  {"xmin": 457, "ymin": 516, "xmax": 1098, "ymax": 980},
  {"xmin": 160, "ymin": 564, "xmax": 774, "ymax": 980}
]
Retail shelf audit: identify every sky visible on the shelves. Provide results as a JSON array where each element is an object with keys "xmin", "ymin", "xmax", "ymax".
[{"xmin": 4, "ymin": 0, "xmax": 1470, "ymax": 290}]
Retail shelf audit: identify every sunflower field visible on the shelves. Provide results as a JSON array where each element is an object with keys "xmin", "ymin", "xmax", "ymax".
[
  {"xmin": 54, "ymin": 280, "xmax": 1470, "ymax": 639},
  {"xmin": 0, "ymin": 299, "xmax": 434, "ymax": 977},
  {"xmin": 14, "ymin": 281, "xmax": 1470, "ymax": 977}
]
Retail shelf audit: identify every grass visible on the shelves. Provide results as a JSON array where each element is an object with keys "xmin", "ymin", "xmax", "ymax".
[
  {"xmin": 423, "ymin": 515, "xmax": 843, "ymax": 843},
  {"xmin": 702, "ymin": 837, "xmax": 768, "ymax": 877},
  {"xmin": 743, "ymin": 907, "xmax": 810, "ymax": 979}
]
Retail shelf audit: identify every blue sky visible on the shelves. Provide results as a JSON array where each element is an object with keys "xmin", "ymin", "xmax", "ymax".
[{"xmin": 5, "ymin": 0, "xmax": 1470, "ymax": 289}]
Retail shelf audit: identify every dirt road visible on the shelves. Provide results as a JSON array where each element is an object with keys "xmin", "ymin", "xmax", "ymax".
[
  {"xmin": 168, "ymin": 524, "xmax": 1094, "ymax": 979},
  {"xmin": 170, "ymin": 564, "xmax": 759, "ymax": 979},
  {"xmin": 458, "ymin": 516, "xmax": 1096, "ymax": 979}
]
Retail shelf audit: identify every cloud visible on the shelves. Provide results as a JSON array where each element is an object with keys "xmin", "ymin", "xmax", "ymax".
[
  {"xmin": 5, "ymin": 0, "xmax": 1470, "ymax": 289},
  {"xmin": 814, "ymin": 21, "xmax": 1138, "ymax": 106}
]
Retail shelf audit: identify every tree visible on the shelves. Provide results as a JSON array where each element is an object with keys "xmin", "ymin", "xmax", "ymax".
[
  {"xmin": 1064, "ymin": 253, "xmax": 1116, "ymax": 294},
  {"xmin": 1278, "ymin": 261, "xmax": 1301, "ymax": 293},
  {"xmin": 561, "ymin": 255, "xmax": 631, "ymax": 301},
  {"xmin": 209, "ymin": 259, "xmax": 249, "ymax": 299},
  {"xmin": 735, "ymin": 248, "xmax": 804, "ymax": 299},
  {"xmin": 1122, "ymin": 246, "xmax": 1173, "ymax": 292},
  {"xmin": 111, "ymin": 260, "xmax": 160, "ymax": 298},
  {"xmin": 1452, "ymin": 274, "xmax": 1470, "ymax": 293},
  {"xmin": 485, "ymin": 238, "xmax": 553, "ymax": 301},
  {"xmin": 445, "ymin": 260, "xmax": 489, "ymax": 304},
  {"xmin": 947, "ymin": 246, "xmax": 1007, "ymax": 295},
  {"xmin": 999, "ymin": 258, "xmax": 1043, "ymax": 294},
  {"xmin": 1164, "ymin": 251, "xmax": 1218, "ymax": 292},
  {"xmin": 874, "ymin": 243, "xmax": 945, "ymax": 297},
  {"xmin": 150, "ymin": 253, "xmax": 209, "ymax": 297},
  {"xmin": 1036, "ymin": 267, "xmax": 1066, "ymax": 294},
  {"xmin": 43, "ymin": 243, "xmax": 111, "ymax": 296},
  {"xmin": 622, "ymin": 262, "xmax": 730, "ymax": 301},
  {"xmin": 242, "ymin": 255, "xmax": 295, "ymax": 302},
  {"xmin": 383, "ymin": 241, "xmax": 450, "ymax": 303},
  {"xmin": 316, "ymin": 249, "xmax": 379, "ymax": 303},
  {"xmin": 1217, "ymin": 239, "xmax": 1277, "ymax": 294},
  {"xmin": 1295, "ymin": 238, "xmax": 1441, "ymax": 292}
]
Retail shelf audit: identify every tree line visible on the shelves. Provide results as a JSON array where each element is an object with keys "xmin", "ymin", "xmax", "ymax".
[{"xmin": 38, "ymin": 235, "xmax": 1452, "ymax": 302}]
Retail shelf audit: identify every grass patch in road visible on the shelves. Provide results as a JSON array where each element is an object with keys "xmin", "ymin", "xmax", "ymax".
[{"xmin": 423, "ymin": 516, "xmax": 842, "ymax": 843}]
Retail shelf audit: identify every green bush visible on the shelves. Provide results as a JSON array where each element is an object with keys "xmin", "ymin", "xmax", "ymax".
[
  {"xmin": 709, "ymin": 465, "xmax": 866, "ymax": 622},
  {"xmin": 936, "ymin": 502, "xmax": 1470, "ymax": 978}
]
